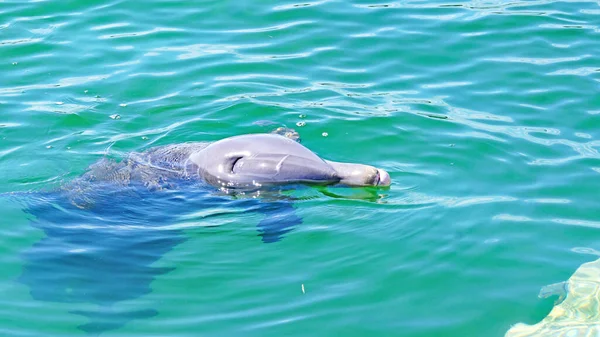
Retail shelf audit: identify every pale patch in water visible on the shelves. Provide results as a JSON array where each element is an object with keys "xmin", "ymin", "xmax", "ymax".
[{"xmin": 505, "ymin": 258, "xmax": 600, "ymax": 336}]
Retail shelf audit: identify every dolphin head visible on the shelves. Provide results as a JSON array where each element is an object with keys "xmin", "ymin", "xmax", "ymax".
[{"xmin": 188, "ymin": 134, "xmax": 391, "ymax": 190}]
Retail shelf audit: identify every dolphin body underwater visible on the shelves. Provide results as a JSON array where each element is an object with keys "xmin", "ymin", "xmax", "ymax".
[{"xmin": 11, "ymin": 129, "xmax": 391, "ymax": 334}]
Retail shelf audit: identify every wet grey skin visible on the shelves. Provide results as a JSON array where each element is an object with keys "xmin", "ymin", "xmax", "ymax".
[
  {"xmin": 184, "ymin": 133, "xmax": 392, "ymax": 191},
  {"xmin": 64, "ymin": 131, "xmax": 390, "ymax": 208}
]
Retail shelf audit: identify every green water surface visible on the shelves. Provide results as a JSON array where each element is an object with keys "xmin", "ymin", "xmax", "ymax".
[{"xmin": 1, "ymin": 0, "xmax": 600, "ymax": 336}]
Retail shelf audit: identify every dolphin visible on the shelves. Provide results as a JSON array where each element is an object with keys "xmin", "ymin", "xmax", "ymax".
[
  {"xmin": 10, "ymin": 130, "xmax": 391, "ymax": 334},
  {"xmin": 69, "ymin": 132, "xmax": 391, "ymax": 196}
]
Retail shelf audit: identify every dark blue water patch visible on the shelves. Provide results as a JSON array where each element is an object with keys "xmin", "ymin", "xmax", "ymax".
[
  {"xmin": 256, "ymin": 200, "xmax": 302, "ymax": 243},
  {"xmin": 12, "ymin": 181, "xmax": 302, "ymax": 334}
]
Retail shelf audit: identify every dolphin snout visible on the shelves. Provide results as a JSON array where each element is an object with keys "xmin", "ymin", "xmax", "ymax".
[
  {"xmin": 325, "ymin": 160, "xmax": 392, "ymax": 187},
  {"xmin": 376, "ymin": 168, "xmax": 391, "ymax": 187},
  {"xmin": 365, "ymin": 167, "xmax": 391, "ymax": 187},
  {"xmin": 363, "ymin": 166, "xmax": 380, "ymax": 186}
]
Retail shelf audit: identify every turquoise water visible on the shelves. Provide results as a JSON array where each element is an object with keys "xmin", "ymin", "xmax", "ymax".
[{"xmin": 1, "ymin": 0, "xmax": 600, "ymax": 336}]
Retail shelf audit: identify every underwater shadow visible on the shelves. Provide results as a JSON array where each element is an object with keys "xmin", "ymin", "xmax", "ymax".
[{"xmin": 14, "ymin": 181, "xmax": 301, "ymax": 335}]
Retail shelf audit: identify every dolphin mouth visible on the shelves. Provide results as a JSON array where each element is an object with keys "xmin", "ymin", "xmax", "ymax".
[{"xmin": 376, "ymin": 168, "xmax": 391, "ymax": 187}]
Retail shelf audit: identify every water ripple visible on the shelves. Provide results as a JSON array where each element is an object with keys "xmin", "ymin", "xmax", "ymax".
[
  {"xmin": 486, "ymin": 55, "xmax": 589, "ymax": 65},
  {"xmin": 1, "ymin": 0, "xmax": 600, "ymax": 336},
  {"xmin": 273, "ymin": 2, "xmax": 327, "ymax": 11},
  {"xmin": 98, "ymin": 27, "xmax": 183, "ymax": 40},
  {"xmin": 90, "ymin": 22, "xmax": 130, "ymax": 31},
  {"xmin": 224, "ymin": 20, "xmax": 313, "ymax": 33},
  {"xmin": 548, "ymin": 66, "xmax": 600, "ymax": 76},
  {"xmin": 0, "ymin": 74, "xmax": 112, "ymax": 96},
  {"xmin": 0, "ymin": 38, "xmax": 43, "ymax": 46},
  {"xmin": 152, "ymin": 43, "xmax": 268, "ymax": 60}
]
